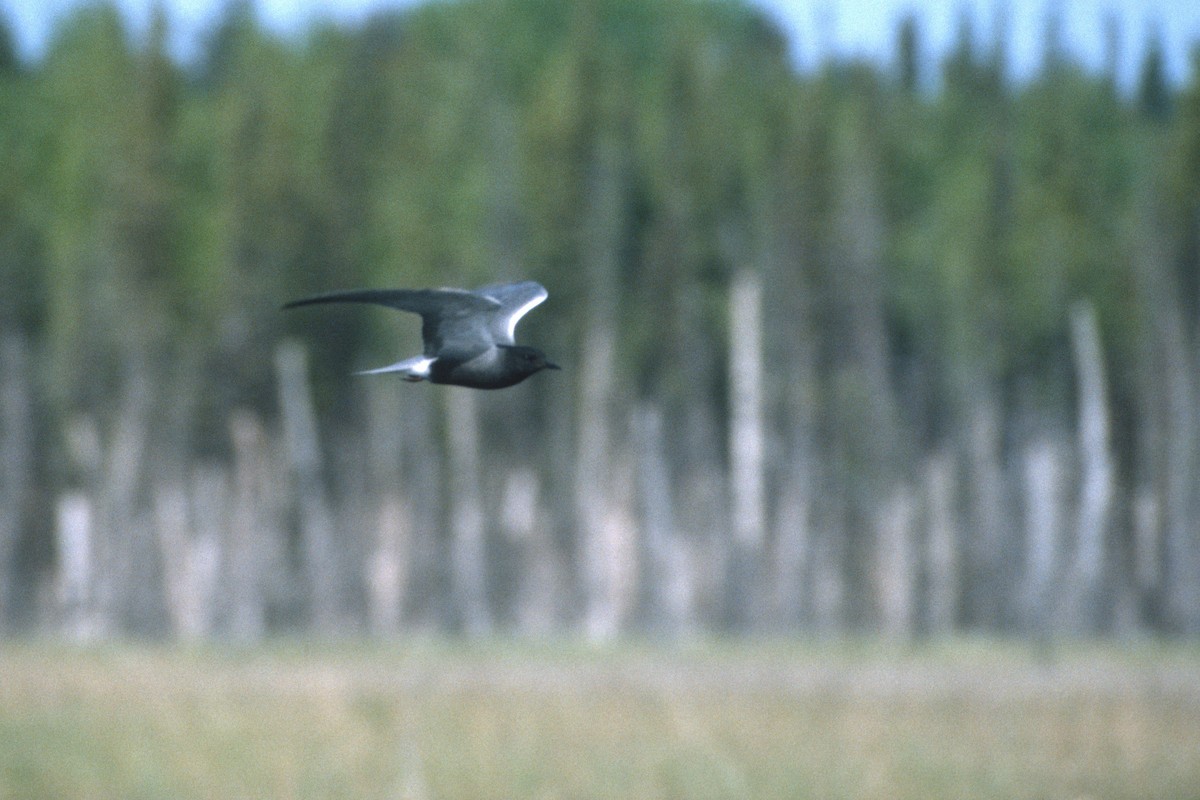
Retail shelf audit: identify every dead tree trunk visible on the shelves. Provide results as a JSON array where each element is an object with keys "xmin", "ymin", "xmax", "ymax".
[
  {"xmin": 576, "ymin": 133, "xmax": 629, "ymax": 641},
  {"xmin": 575, "ymin": 318, "xmax": 621, "ymax": 639},
  {"xmin": 364, "ymin": 382, "xmax": 412, "ymax": 637},
  {"xmin": 0, "ymin": 336, "xmax": 33, "ymax": 630},
  {"xmin": 1162, "ymin": 323, "xmax": 1200, "ymax": 633},
  {"xmin": 445, "ymin": 386, "xmax": 491, "ymax": 636},
  {"xmin": 771, "ymin": 457, "xmax": 812, "ymax": 631},
  {"xmin": 501, "ymin": 466, "xmax": 562, "ymax": 634},
  {"xmin": 154, "ymin": 479, "xmax": 220, "ymax": 640},
  {"xmin": 633, "ymin": 403, "xmax": 690, "ymax": 634},
  {"xmin": 1067, "ymin": 302, "xmax": 1115, "ymax": 631},
  {"xmin": 275, "ymin": 341, "xmax": 340, "ymax": 634},
  {"xmin": 875, "ymin": 485, "xmax": 918, "ymax": 639},
  {"xmin": 55, "ymin": 491, "xmax": 96, "ymax": 640},
  {"xmin": 1131, "ymin": 488, "xmax": 1162, "ymax": 628},
  {"xmin": 727, "ymin": 268, "xmax": 766, "ymax": 629},
  {"xmin": 224, "ymin": 411, "xmax": 276, "ymax": 640},
  {"xmin": 964, "ymin": 398, "xmax": 1008, "ymax": 628},
  {"xmin": 1131, "ymin": 183, "xmax": 1200, "ymax": 632},
  {"xmin": 923, "ymin": 451, "xmax": 959, "ymax": 634},
  {"xmin": 1021, "ymin": 438, "xmax": 1066, "ymax": 634},
  {"xmin": 98, "ymin": 361, "xmax": 155, "ymax": 634}
]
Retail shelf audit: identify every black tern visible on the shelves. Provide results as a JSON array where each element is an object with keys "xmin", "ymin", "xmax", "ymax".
[{"xmin": 283, "ymin": 280, "xmax": 560, "ymax": 389}]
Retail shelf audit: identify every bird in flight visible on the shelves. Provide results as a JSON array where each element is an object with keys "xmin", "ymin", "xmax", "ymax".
[{"xmin": 283, "ymin": 280, "xmax": 560, "ymax": 389}]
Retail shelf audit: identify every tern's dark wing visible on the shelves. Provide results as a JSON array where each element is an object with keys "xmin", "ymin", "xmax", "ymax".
[
  {"xmin": 472, "ymin": 281, "xmax": 549, "ymax": 345},
  {"xmin": 283, "ymin": 288, "xmax": 501, "ymax": 356}
]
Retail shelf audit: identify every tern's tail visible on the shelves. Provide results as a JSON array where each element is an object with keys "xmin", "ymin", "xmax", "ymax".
[{"xmin": 354, "ymin": 356, "xmax": 434, "ymax": 381}]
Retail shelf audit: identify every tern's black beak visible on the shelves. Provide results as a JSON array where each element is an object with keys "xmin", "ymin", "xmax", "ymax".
[{"xmin": 545, "ymin": 361, "xmax": 561, "ymax": 370}]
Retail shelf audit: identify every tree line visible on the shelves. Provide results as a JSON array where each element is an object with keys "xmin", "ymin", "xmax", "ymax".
[{"xmin": 0, "ymin": 0, "xmax": 1198, "ymax": 638}]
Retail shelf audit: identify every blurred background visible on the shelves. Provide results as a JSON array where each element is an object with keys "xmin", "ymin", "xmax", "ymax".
[{"xmin": 1, "ymin": 0, "xmax": 1199, "ymax": 642}]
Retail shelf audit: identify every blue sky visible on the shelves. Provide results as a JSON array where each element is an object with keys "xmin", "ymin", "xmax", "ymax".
[{"xmin": 5, "ymin": 0, "xmax": 1199, "ymax": 90}]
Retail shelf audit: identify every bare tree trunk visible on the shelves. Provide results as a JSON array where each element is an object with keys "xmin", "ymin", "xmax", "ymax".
[
  {"xmin": 964, "ymin": 398, "xmax": 1009, "ymax": 628},
  {"xmin": 364, "ymin": 382, "xmax": 412, "ymax": 637},
  {"xmin": 1162, "ymin": 326, "xmax": 1200, "ymax": 633},
  {"xmin": 195, "ymin": 467, "xmax": 229, "ymax": 635},
  {"xmin": 501, "ymin": 467, "xmax": 563, "ymax": 634},
  {"xmin": 576, "ymin": 134, "xmax": 627, "ymax": 641},
  {"xmin": 57, "ymin": 416, "xmax": 101, "ymax": 638},
  {"xmin": 445, "ymin": 386, "xmax": 491, "ymax": 636},
  {"xmin": 589, "ymin": 444, "xmax": 639, "ymax": 639},
  {"xmin": 771, "ymin": 457, "xmax": 812, "ymax": 631},
  {"xmin": 727, "ymin": 268, "xmax": 766, "ymax": 629},
  {"xmin": 275, "ymin": 341, "xmax": 340, "ymax": 634},
  {"xmin": 633, "ymin": 403, "xmax": 691, "ymax": 634},
  {"xmin": 767, "ymin": 275, "xmax": 818, "ymax": 632},
  {"xmin": 368, "ymin": 493, "xmax": 410, "ymax": 637},
  {"xmin": 55, "ymin": 492, "xmax": 96, "ymax": 640},
  {"xmin": 391, "ymin": 386, "xmax": 444, "ymax": 629},
  {"xmin": 96, "ymin": 361, "xmax": 155, "ymax": 634},
  {"xmin": 575, "ymin": 316, "xmax": 617, "ymax": 639},
  {"xmin": 1021, "ymin": 438, "xmax": 1066, "ymax": 635},
  {"xmin": 924, "ymin": 450, "xmax": 959, "ymax": 633},
  {"xmin": 827, "ymin": 103, "xmax": 907, "ymax": 628},
  {"xmin": 874, "ymin": 485, "xmax": 917, "ymax": 639},
  {"xmin": 1067, "ymin": 302, "xmax": 1115, "ymax": 631},
  {"xmin": 224, "ymin": 411, "xmax": 275, "ymax": 641},
  {"xmin": 154, "ymin": 479, "xmax": 220, "ymax": 640},
  {"xmin": 1132, "ymin": 488, "xmax": 1162, "ymax": 627},
  {"xmin": 0, "ymin": 336, "xmax": 33, "ymax": 630},
  {"xmin": 1131, "ymin": 182, "xmax": 1200, "ymax": 632},
  {"xmin": 810, "ymin": 505, "xmax": 848, "ymax": 634}
]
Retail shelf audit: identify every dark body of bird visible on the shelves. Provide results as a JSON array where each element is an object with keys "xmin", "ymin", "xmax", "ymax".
[{"xmin": 283, "ymin": 280, "xmax": 559, "ymax": 389}]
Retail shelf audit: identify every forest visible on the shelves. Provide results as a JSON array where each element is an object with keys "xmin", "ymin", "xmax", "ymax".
[{"xmin": 0, "ymin": 0, "xmax": 1198, "ymax": 640}]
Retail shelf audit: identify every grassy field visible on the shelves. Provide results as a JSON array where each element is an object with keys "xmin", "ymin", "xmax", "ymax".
[{"xmin": 1, "ymin": 638, "xmax": 1198, "ymax": 800}]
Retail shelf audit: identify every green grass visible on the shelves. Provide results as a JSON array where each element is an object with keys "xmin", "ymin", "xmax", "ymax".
[{"xmin": 1, "ymin": 638, "xmax": 1198, "ymax": 799}]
